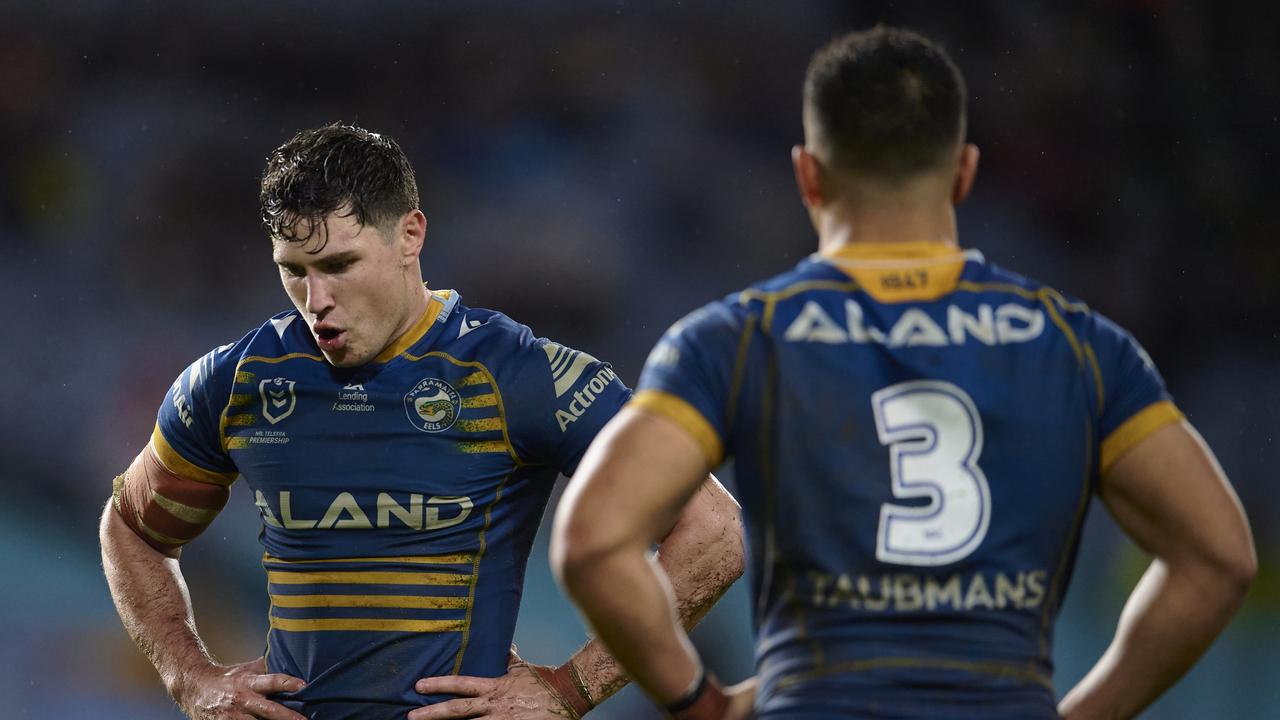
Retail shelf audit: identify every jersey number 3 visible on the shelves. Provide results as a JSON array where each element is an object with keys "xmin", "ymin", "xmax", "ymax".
[{"xmin": 871, "ymin": 380, "xmax": 991, "ymax": 567}]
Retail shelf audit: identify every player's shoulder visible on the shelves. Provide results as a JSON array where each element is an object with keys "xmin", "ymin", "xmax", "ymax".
[
  {"xmin": 441, "ymin": 300, "xmax": 540, "ymax": 363},
  {"xmin": 964, "ymin": 260, "xmax": 1090, "ymax": 313},
  {"xmin": 178, "ymin": 310, "xmax": 320, "ymax": 388},
  {"xmin": 441, "ymin": 299, "xmax": 612, "ymax": 385},
  {"xmin": 247, "ymin": 309, "xmax": 322, "ymax": 357},
  {"xmin": 684, "ymin": 257, "xmax": 843, "ymax": 328},
  {"xmin": 966, "ymin": 259, "xmax": 1151, "ymax": 356},
  {"xmin": 739, "ymin": 255, "xmax": 849, "ymax": 302},
  {"xmin": 652, "ymin": 266, "xmax": 823, "ymax": 356}
]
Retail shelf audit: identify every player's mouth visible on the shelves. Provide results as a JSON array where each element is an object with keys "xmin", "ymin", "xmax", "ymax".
[{"xmin": 315, "ymin": 325, "xmax": 347, "ymax": 353}]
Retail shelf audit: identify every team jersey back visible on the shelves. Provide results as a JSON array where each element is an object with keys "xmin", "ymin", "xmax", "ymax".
[
  {"xmin": 147, "ymin": 289, "xmax": 629, "ymax": 719},
  {"xmin": 635, "ymin": 243, "xmax": 1181, "ymax": 718}
]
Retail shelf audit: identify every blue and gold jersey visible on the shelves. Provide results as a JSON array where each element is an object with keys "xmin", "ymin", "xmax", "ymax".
[
  {"xmin": 152, "ymin": 289, "xmax": 629, "ymax": 719},
  {"xmin": 635, "ymin": 243, "xmax": 1182, "ymax": 718}
]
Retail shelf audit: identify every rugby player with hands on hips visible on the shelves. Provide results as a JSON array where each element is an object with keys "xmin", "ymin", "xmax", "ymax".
[
  {"xmin": 553, "ymin": 26, "xmax": 1254, "ymax": 720},
  {"xmin": 100, "ymin": 123, "xmax": 745, "ymax": 720}
]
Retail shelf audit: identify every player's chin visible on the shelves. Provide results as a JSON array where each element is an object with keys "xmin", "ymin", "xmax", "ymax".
[{"xmin": 322, "ymin": 345, "xmax": 364, "ymax": 368}]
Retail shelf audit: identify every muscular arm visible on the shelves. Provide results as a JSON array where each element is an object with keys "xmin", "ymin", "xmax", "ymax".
[
  {"xmin": 100, "ymin": 449, "xmax": 305, "ymax": 719},
  {"xmin": 560, "ymin": 467, "xmax": 745, "ymax": 705},
  {"xmin": 411, "ymin": 406, "xmax": 745, "ymax": 720},
  {"xmin": 100, "ymin": 503, "xmax": 216, "ymax": 698},
  {"xmin": 551, "ymin": 406, "xmax": 752, "ymax": 716},
  {"xmin": 1058, "ymin": 420, "xmax": 1256, "ymax": 719}
]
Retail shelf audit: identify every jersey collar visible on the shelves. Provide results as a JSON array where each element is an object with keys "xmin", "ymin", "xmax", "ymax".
[
  {"xmin": 371, "ymin": 288, "xmax": 457, "ymax": 363},
  {"xmin": 815, "ymin": 242, "xmax": 985, "ymax": 303}
]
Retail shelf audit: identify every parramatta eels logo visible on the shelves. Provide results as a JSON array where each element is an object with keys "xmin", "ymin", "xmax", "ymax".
[
  {"xmin": 403, "ymin": 378, "xmax": 461, "ymax": 433},
  {"xmin": 260, "ymin": 378, "xmax": 297, "ymax": 424}
]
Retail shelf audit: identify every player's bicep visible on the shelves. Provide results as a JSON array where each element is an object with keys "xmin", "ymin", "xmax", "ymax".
[
  {"xmin": 635, "ymin": 301, "xmax": 747, "ymax": 465},
  {"xmin": 561, "ymin": 405, "xmax": 713, "ymax": 552},
  {"xmin": 112, "ymin": 444, "xmax": 233, "ymax": 556},
  {"xmin": 1099, "ymin": 420, "xmax": 1254, "ymax": 577}
]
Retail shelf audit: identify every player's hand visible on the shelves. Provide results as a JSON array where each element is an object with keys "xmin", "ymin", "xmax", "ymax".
[
  {"xmin": 410, "ymin": 651, "xmax": 587, "ymax": 719},
  {"xmin": 171, "ymin": 656, "xmax": 307, "ymax": 720}
]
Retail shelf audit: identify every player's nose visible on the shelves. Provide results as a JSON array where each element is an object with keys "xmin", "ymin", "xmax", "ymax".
[{"xmin": 304, "ymin": 275, "xmax": 335, "ymax": 316}]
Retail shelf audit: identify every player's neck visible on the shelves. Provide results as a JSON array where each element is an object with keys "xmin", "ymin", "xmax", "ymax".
[
  {"xmin": 386, "ymin": 279, "xmax": 433, "ymax": 348},
  {"xmin": 816, "ymin": 204, "xmax": 959, "ymax": 256}
]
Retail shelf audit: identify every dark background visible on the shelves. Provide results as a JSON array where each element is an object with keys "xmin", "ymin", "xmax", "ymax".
[{"xmin": 1, "ymin": 1, "xmax": 1276, "ymax": 717}]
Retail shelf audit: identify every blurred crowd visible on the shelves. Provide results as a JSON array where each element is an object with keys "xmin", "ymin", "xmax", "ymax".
[{"xmin": 1, "ymin": 1, "xmax": 1275, "ymax": 717}]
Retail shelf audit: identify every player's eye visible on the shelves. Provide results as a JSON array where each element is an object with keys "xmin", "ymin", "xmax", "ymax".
[
  {"xmin": 279, "ymin": 264, "xmax": 305, "ymax": 278},
  {"xmin": 322, "ymin": 259, "xmax": 356, "ymax": 274}
]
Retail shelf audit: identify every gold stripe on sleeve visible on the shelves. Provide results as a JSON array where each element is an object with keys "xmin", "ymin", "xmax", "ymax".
[
  {"xmin": 268, "ymin": 617, "xmax": 467, "ymax": 633},
  {"xmin": 462, "ymin": 394, "xmax": 498, "ymax": 409},
  {"xmin": 137, "ymin": 519, "xmax": 191, "ymax": 547},
  {"xmin": 1100, "ymin": 400, "xmax": 1184, "ymax": 474},
  {"xmin": 631, "ymin": 390, "xmax": 724, "ymax": 466},
  {"xmin": 152, "ymin": 491, "xmax": 220, "ymax": 526},
  {"xmin": 149, "ymin": 425, "xmax": 237, "ymax": 487}
]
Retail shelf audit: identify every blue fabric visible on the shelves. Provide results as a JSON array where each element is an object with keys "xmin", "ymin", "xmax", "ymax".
[
  {"xmin": 156, "ymin": 291, "xmax": 630, "ymax": 719},
  {"xmin": 638, "ymin": 252, "xmax": 1169, "ymax": 716}
]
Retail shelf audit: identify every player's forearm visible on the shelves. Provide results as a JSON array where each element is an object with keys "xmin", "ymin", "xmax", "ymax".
[
  {"xmin": 565, "ymin": 488, "xmax": 745, "ymax": 703},
  {"xmin": 99, "ymin": 503, "xmax": 217, "ymax": 700},
  {"xmin": 1058, "ymin": 557, "xmax": 1252, "ymax": 719},
  {"xmin": 560, "ymin": 544, "xmax": 704, "ymax": 706}
]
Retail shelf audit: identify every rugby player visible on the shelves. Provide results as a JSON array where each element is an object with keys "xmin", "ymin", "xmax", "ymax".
[
  {"xmin": 552, "ymin": 27, "xmax": 1256, "ymax": 719},
  {"xmin": 99, "ymin": 123, "xmax": 745, "ymax": 720}
]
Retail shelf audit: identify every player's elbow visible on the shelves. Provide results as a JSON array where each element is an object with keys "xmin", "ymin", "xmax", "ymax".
[
  {"xmin": 668, "ymin": 480, "xmax": 746, "ymax": 587},
  {"xmin": 550, "ymin": 507, "xmax": 622, "ymax": 593},
  {"xmin": 1176, "ymin": 531, "xmax": 1257, "ymax": 606},
  {"xmin": 723, "ymin": 512, "xmax": 747, "ymax": 584},
  {"xmin": 688, "ymin": 504, "xmax": 746, "ymax": 587},
  {"xmin": 1219, "ymin": 541, "xmax": 1258, "ymax": 599},
  {"xmin": 1205, "ymin": 518, "xmax": 1257, "ymax": 601}
]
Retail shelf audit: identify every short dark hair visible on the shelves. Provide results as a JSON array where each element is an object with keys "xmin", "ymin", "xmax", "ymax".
[
  {"xmin": 259, "ymin": 123, "xmax": 419, "ymax": 250},
  {"xmin": 804, "ymin": 27, "xmax": 966, "ymax": 180}
]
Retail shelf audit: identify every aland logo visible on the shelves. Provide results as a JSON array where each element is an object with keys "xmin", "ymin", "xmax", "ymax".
[{"xmin": 403, "ymin": 377, "xmax": 461, "ymax": 433}]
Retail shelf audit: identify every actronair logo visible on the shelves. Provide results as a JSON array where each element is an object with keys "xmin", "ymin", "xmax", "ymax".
[
  {"xmin": 543, "ymin": 342, "xmax": 600, "ymax": 398},
  {"xmin": 554, "ymin": 365, "xmax": 618, "ymax": 432}
]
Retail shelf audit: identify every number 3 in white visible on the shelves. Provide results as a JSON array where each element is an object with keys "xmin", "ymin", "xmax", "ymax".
[{"xmin": 871, "ymin": 380, "xmax": 990, "ymax": 567}]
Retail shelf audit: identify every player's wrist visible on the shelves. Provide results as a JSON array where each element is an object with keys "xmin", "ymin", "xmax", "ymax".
[
  {"xmin": 530, "ymin": 660, "xmax": 595, "ymax": 718},
  {"xmin": 164, "ymin": 658, "xmax": 219, "ymax": 710},
  {"xmin": 664, "ymin": 667, "xmax": 729, "ymax": 720}
]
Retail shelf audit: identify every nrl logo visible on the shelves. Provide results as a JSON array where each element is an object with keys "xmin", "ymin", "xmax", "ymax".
[
  {"xmin": 260, "ymin": 378, "xmax": 298, "ymax": 424},
  {"xmin": 403, "ymin": 377, "xmax": 461, "ymax": 433}
]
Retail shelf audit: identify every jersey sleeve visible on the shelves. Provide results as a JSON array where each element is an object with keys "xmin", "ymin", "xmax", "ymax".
[
  {"xmin": 502, "ymin": 329, "xmax": 632, "ymax": 476},
  {"xmin": 633, "ymin": 301, "xmax": 746, "ymax": 466},
  {"xmin": 1085, "ymin": 312, "xmax": 1184, "ymax": 474},
  {"xmin": 152, "ymin": 342, "xmax": 242, "ymax": 485}
]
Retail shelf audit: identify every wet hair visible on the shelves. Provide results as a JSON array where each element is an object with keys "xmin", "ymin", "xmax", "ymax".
[
  {"xmin": 259, "ymin": 122, "xmax": 419, "ymax": 251},
  {"xmin": 804, "ymin": 26, "xmax": 966, "ymax": 180}
]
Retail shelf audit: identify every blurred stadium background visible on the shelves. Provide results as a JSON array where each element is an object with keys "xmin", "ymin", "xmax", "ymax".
[{"xmin": 2, "ymin": 1, "xmax": 1276, "ymax": 717}]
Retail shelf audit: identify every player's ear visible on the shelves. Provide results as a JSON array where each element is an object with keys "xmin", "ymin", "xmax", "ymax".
[
  {"xmin": 792, "ymin": 145, "xmax": 826, "ymax": 209},
  {"xmin": 952, "ymin": 143, "xmax": 980, "ymax": 206},
  {"xmin": 397, "ymin": 209, "xmax": 427, "ymax": 264}
]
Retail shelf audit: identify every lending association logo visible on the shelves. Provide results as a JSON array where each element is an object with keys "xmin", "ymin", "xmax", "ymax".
[
  {"xmin": 260, "ymin": 378, "xmax": 297, "ymax": 424},
  {"xmin": 404, "ymin": 377, "xmax": 461, "ymax": 433}
]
